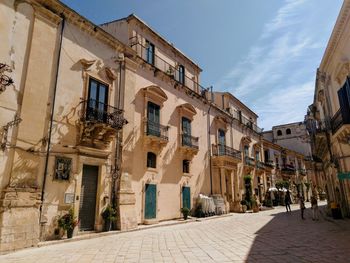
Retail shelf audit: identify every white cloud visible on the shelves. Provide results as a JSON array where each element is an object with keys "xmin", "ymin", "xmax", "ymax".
[{"xmin": 215, "ymin": 0, "xmax": 340, "ymax": 130}]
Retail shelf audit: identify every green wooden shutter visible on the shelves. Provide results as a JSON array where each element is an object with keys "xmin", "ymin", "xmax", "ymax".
[{"xmin": 145, "ymin": 184, "xmax": 157, "ymax": 219}]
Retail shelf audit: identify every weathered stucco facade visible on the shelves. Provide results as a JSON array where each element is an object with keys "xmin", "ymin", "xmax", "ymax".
[{"xmin": 0, "ymin": 1, "xmax": 316, "ymax": 254}]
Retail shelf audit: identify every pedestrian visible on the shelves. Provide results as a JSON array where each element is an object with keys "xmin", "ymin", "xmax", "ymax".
[
  {"xmin": 311, "ymin": 195, "xmax": 319, "ymax": 220},
  {"xmin": 299, "ymin": 195, "xmax": 306, "ymax": 219},
  {"xmin": 285, "ymin": 190, "xmax": 292, "ymax": 213}
]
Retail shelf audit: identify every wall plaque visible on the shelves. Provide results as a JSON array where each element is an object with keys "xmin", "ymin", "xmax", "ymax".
[{"xmin": 55, "ymin": 157, "xmax": 72, "ymax": 180}]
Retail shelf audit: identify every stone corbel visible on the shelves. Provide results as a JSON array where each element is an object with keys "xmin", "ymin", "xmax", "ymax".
[
  {"xmin": 79, "ymin": 58, "xmax": 96, "ymax": 70},
  {"xmin": 105, "ymin": 67, "xmax": 117, "ymax": 81}
]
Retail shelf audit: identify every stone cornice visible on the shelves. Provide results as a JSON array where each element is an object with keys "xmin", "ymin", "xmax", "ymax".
[
  {"xmin": 30, "ymin": 0, "xmax": 135, "ymax": 55},
  {"xmin": 320, "ymin": 0, "xmax": 350, "ymax": 71}
]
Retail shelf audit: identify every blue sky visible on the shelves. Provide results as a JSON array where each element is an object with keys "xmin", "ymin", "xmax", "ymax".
[{"xmin": 61, "ymin": 0, "xmax": 343, "ymax": 130}]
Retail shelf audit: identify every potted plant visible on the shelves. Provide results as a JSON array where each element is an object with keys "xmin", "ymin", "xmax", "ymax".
[
  {"xmin": 58, "ymin": 208, "xmax": 78, "ymax": 239},
  {"xmin": 101, "ymin": 204, "xmax": 116, "ymax": 231},
  {"xmin": 251, "ymin": 200, "xmax": 259, "ymax": 213},
  {"xmin": 240, "ymin": 200, "xmax": 247, "ymax": 213},
  {"xmin": 180, "ymin": 207, "xmax": 191, "ymax": 220}
]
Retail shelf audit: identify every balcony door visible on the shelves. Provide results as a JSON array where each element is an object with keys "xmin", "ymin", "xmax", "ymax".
[
  {"xmin": 182, "ymin": 117, "xmax": 191, "ymax": 146},
  {"xmin": 218, "ymin": 129, "xmax": 226, "ymax": 155},
  {"xmin": 87, "ymin": 78, "xmax": 108, "ymax": 122},
  {"xmin": 146, "ymin": 40, "xmax": 155, "ymax": 65},
  {"xmin": 147, "ymin": 102, "xmax": 160, "ymax": 137}
]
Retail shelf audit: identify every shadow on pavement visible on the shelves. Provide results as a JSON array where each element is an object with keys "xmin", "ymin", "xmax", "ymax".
[{"xmin": 246, "ymin": 205, "xmax": 350, "ymax": 263}]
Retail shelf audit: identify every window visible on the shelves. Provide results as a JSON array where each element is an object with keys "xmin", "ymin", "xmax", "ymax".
[
  {"xmin": 147, "ymin": 102, "xmax": 160, "ymax": 136},
  {"xmin": 277, "ymin": 130, "xmax": 282, "ymax": 136},
  {"xmin": 182, "ymin": 117, "xmax": 192, "ymax": 146},
  {"xmin": 146, "ymin": 40, "xmax": 155, "ymax": 65},
  {"xmin": 244, "ymin": 145, "xmax": 249, "ymax": 157},
  {"xmin": 183, "ymin": 160, "xmax": 190, "ymax": 173},
  {"xmin": 255, "ymin": 151, "xmax": 260, "ymax": 161},
  {"xmin": 218, "ymin": 129, "xmax": 226, "ymax": 155},
  {"xmin": 286, "ymin": 128, "xmax": 291, "ymax": 135},
  {"xmin": 264, "ymin": 150, "xmax": 269, "ymax": 162},
  {"xmin": 178, "ymin": 65, "xmax": 185, "ymax": 84},
  {"xmin": 147, "ymin": 152, "xmax": 157, "ymax": 168},
  {"xmin": 87, "ymin": 78, "xmax": 108, "ymax": 122}
]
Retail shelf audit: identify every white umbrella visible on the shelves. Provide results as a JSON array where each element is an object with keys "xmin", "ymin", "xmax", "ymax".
[{"xmin": 269, "ymin": 187, "xmax": 278, "ymax": 191}]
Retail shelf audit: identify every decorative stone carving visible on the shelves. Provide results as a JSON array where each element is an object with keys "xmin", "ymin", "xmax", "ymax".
[
  {"xmin": 79, "ymin": 59, "xmax": 96, "ymax": 70},
  {"xmin": 335, "ymin": 62, "xmax": 350, "ymax": 85},
  {"xmin": 105, "ymin": 67, "xmax": 117, "ymax": 81}
]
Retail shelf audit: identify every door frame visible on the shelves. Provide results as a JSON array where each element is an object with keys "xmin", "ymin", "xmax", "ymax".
[{"xmin": 76, "ymin": 156, "xmax": 106, "ymax": 232}]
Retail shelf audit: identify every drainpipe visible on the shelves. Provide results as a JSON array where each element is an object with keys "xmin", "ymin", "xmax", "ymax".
[
  {"xmin": 40, "ymin": 16, "xmax": 65, "ymax": 227},
  {"xmin": 112, "ymin": 56, "xmax": 125, "ymax": 211},
  {"xmin": 207, "ymin": 87, "xmax": 213, "ymax": 195}
]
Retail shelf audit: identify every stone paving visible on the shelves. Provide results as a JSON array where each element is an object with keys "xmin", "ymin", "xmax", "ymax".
[{"xmin": 1, "ymin": 202, "xmax": 350, "ymax": 263}]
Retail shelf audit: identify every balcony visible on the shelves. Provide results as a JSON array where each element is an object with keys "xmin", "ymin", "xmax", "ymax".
[
  {"xmin": 212, "ymin": 144, "xmax": 242, "ymax": 168},
  {"xmin": 298, "ymin": 169, "xmax": 306, "ymax": 176},
  {"xmin": 130, "ymin": 40, "xmax": 209, "ymax": 100},
  {"xmin": 264, "ymin": 160, "xmax": 275, "ymax": 170},
  {"xmin": 331, "ymin": 109, "xmax": 350, "ymax": 143},
  {"xmin": 232, "ymin": 111, "xmax": 263, "ymax": 134},
  {"xmin": 79, "ymin": 99, "xmax": 127, "ymax": 148},
  {"xmin": 281, "ymin": 164, "xmax": 296, "ymax": 176},
  {"xmin": 244, "ymin": 156, "xmax": 255, "ymax": 167},
  {"xmin": 255, "ymin": 160, "xmax": 265, "ymax": 170},
  {"xmin": 143, "ymin": 119, "xmax": 169, "ymax": 151},
  {"xmin": 180, "ymin": 134, "xmax": 199, "ymax": 158}
]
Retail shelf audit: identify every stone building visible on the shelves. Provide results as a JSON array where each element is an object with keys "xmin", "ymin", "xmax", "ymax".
[
  {"xmin": 0, "ymin": 0, "xmax": 132, "ymax": 252},
  {"xmin": 263, "ymin": 122, "xmax": 316, "ymax": 198},
  {"xmin": 307, "ymin": 0, "xmax": 350, "ymax": 218},
  {"xmin": 0, "ymin": 0, "xmax": 315, "ymax": 253}
]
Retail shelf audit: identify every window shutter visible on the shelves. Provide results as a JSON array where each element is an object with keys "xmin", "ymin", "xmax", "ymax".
[{"xmin": 338, "ymin": 77, "xmax": 350, "ymax": 124}]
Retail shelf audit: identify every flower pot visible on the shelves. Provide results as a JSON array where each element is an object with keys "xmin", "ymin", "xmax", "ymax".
[
  {"xmin": 104, "ymin": 219, "xmax": 112, "ymax": 231},
  {"xmin": 67, "ymin": 228, "xmax": 74, "ymax": 239},
  {"xmin": 242, "ymin": 205, "xmax": 247, "ymax": 213},
  {"xmin": 183, "ymin": 214, "xmax": 188, "ymax": 220}
]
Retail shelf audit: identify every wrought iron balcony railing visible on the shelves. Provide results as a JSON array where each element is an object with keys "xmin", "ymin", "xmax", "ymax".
[
  {"xmin": 298, "ymin": 169, "xmax": 306, "ymax": 175},
  {"xmin": 244, "ymin": 156, "xmax": 255, "ymax": 166},
  {"xmin": 331, "ymin": 110, "xmax": 343, "ymax": 134},
  {"xmin": 264, "ymin": 160, "xmax": 275, "ymax": 168},
  {"xmin": 82, "ymin": 99, "xmax": 126, "ymax": 130},
  {"xmin": 256, "ymin": 160, "xmax": 265, "ymax": 170},
  {"xmin": 231, "ymin": 111, "xmax": 263, "ymax": 134},
  {"xmin": 130, "ymin": 40, "xmax": 209, "ymax": 100},
  {"xmin": 212, "ymin": 144, "xmax": 242, "ymax": 160},
  {"xmin": 281, "ymin": 164, "xmax": 296, "ymax": 174},
  {"xmin": 181, "ymin": 134, "xmax": 199, "ymax": 149},
  {"xmin": 145, "ymin": 120, "xmax": 169, "ymax": 141}
]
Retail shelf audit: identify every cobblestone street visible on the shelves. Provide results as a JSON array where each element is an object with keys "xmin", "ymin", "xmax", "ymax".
[{"xmin": 1, "ymin": 202, "xmax": 349, "ymax": 263}]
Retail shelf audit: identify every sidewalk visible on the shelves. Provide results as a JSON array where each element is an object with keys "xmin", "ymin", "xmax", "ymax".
[{"xmin": 38, "ymin": 213, "xmax": 233, "ymax": 248}]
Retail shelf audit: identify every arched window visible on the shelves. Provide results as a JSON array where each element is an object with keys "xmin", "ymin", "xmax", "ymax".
[
  {"xmin": 183, "ymin": 160, "xmax": 190, "ymax": 173},
  {"xmin": 147, "ymin": 152, "xmax": 156, "ymax": 168},
  {"xmin": 277, "ymin": 130, "xmax": 282, "ymax": 136},
  {"xmin": 286, "ymin": 128, "xmax": 291, "ymax": 135}
]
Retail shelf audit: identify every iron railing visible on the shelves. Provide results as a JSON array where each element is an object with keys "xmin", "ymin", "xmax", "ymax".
[
  {"xmin": 256, "ymin": 160, "xmax": 265, "ymax": 170},
  {"xmin": 231, "ymin": 110, "xmax": 263, "ymax": 134},
  {"xmin": 82, "ymin": 99, "xmax": 126, "ymax": 130},
  {"xmin": 130, "ymin": 40, "xmax": 209, "ymax": 100},
  {"xmin": 331, "ymin": 110, "xmax": 343, "ymax": 134},
  {"xmin": 212, "ymin": 144, "xmax": 242, "ymax": 160},
  {"xmin": 181, "ymin": 134, "xmax": 199, "ymax": 149},
  {"xmin": 298, "ymin": 169, "xmax": 306, "ymax": 175},
  {"xmin": 264, "ymin": 160, "xmax": 275, "ymax": 168},
  {"xmin": 145, "ymin": 119, "xmax": 169, "ymax": 141},
  {"xmin": 281, "ymin": 164, "xmax": 296, "ymax": 174},
  {"xmin": 244, "ymin": 156, "xmax": 255, "ymax": 166}
]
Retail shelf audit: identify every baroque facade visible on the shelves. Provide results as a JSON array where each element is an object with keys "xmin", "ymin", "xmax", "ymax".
[
  {"xmin": 307, "ymin": 0, "xmax": 350, "ymax": 218},
  {"xmin": 0, "ymin": 0, "xmax": 315, "ymax": 253}
]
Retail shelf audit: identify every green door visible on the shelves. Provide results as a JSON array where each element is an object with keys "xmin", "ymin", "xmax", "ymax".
[
  {"xmin": 145, "ymin": 184, "xmax": 157, "ymax": 219},
  {"xmin": 182, "ymin": 187, "xmax": 191, "ymax": 209}
]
